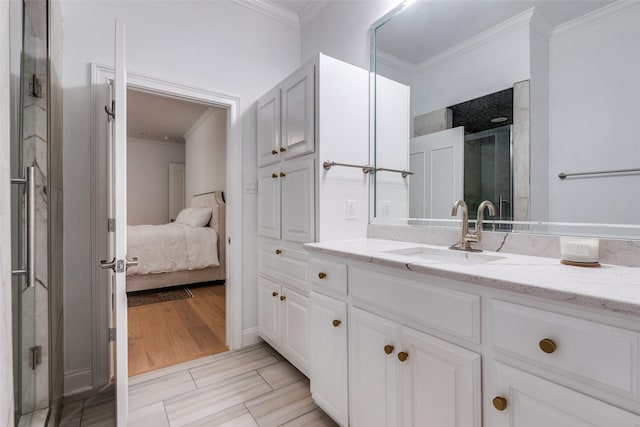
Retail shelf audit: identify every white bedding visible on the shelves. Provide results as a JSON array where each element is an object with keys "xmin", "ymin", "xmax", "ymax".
[{"xmin": 126, "ymin": 223, "xmax": 219, "ymax": 276}]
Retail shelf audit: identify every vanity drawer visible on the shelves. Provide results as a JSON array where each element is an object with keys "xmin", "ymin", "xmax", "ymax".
[
  {"xmin": 259, "ymin": 242, "xmax": 309, "ymax": 292},
  {"xmin": 490, "ymin": 299, "xmax": 640, "ymax": 398},
  {"xmin": 350, "ymin": 267, "xmax": 480, "ymax": 343},
  {"xmin": 308, "ymin": 258, "xmax": 347, "ymax": 296}
]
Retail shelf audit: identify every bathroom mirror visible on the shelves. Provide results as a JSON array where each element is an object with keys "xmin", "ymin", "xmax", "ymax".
[{"xmin": 372, "ymin": 0, "xmax": 640, "ymax": 238}]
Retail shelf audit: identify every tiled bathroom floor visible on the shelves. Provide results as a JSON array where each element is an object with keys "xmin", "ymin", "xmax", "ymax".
[{"xmin": 59, "ymin": 343, "xmax": 337, "ymax": 426}]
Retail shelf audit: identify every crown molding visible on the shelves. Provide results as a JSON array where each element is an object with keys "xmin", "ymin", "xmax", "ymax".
[
  {"xmin": 552, "ymin": 1, "xmax": 640, "ymax": 40},
  {"xmin": 233, "ymin": 0, "xmax": 300, "ymax": 29},
  {"xmin": 376, "ymin": 49, "xmax": 416, "ymax": 75},
  {"xmin": 299, "ymin": 0, "xmax": 330, "ymax": 27},
  {"xmin": 530, "ymin": 8, "xmax": 554, "ymax": 39},
  {"xmin": 415, "ymin": 7, "xmax": 534, "ymax": 73}
]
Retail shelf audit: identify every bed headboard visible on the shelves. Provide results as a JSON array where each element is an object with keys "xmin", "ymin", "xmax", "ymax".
[{"xmin": 191, "ymin": 191, "xmax": 226, "ymax": 269}]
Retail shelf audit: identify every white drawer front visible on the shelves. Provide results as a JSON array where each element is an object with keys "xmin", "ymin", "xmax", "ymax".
[
  {"xmin": 350, "ymin": 267, "xmax": 480, "ymax": 344},
  {"xmin": 259, "ymin": 242, "xmax": 308, "ymax": 292},
  {"xmin": 309, "ymin": 258, "xmax": 347, "ymax": 296},
  {"xmin": 490, "ymin": 299, "xmax": 640, "ymax": 398}
]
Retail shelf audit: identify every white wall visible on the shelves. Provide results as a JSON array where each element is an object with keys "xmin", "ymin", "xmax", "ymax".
[
  {"xmin": 127, "ymin": 138, "xmax": 185, "ymax": 226},
  {"xmin": 301, "ymin": 0, "xmax": 398, "ymax": 69},
  {"xmin": 61, "ymin": 0, "xmax": 299, "ymax": 392},
  {"xmin": 185, "ymin": 108, "xmax": 227, "ymax": 200},
  {"xmin": 548, "ymin": 5, "xmax": 640, "ymax": 223}
]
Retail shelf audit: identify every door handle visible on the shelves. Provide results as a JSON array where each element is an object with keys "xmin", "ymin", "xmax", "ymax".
[
  {"xmin": 11, "ymin": 167, "xmax": 36, "ymax": 287},
  {"xmin": 126, "ymin": 257, "xmax": 139, "ymax": 270},
  {"xmin": 100, "ymin": 258, "xmax": 116, "ymax": 272}
]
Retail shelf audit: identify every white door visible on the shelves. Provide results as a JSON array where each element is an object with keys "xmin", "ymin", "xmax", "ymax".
[
  {"xmin": 281, "ymin": 157, "xmax": 314, "ymax": 243},
  {"xmin": 281, "ymin": 287, "xmax": 309, "ymax": 374},
  {"xmin": 349, "ymin": 308, "xmax": 402, "ymax": 427},
  {"xmin": 257, "ymin": 165, "xmax": 281, "ymax": 239},
  {"xmin": 257, "ymin": 276, "xmax": 282, "ymax": 347},
  {"xmin": 99, "ymin": 21, "xmax": 130, "ymax": 426},
  {"xmin": 400, "ymin": 326, "xmax": 481, "ymax": 427},
  {"xmin": 168, "ymin": 163, "xmax": 185, "ymax": 222},
  {"xmin": 309, "ymin": 291, "xmax": 348, "ymax": 426},
  {"xmin": 257, "ymin": 87, "xmax": 281, "ymax": 167},
  {"xmin": 410, "ymin": 127, "xmax": 464, "ymax": 219},
  {"xmin": 281, "ymin": 62, "xmax": 315, "ymax": 159},
  {"xmin": 489, "ymin": 362, "xmax": 640, "ymax": 427}
]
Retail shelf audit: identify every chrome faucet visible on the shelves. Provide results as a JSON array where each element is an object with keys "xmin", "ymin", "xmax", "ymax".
[{"xmin": 450, "ymin": 199, "xmax": 496, "ymax": 252}]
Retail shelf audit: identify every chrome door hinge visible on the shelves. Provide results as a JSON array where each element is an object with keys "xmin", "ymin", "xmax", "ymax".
[
  {"xmin": 30, "ymin": 346, "xmax": 42, "ymax": 370},
  {"xmin": 108, "ymin": 328, "xmax": 116, "ymax": 342},
  {"xmin": 107, "ymin": 218, "xmax": 115, "ymax": 232}
]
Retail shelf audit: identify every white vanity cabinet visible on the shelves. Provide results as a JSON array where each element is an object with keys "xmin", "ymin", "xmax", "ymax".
[
  {"xmin": 309, "ymin": 291, "xmax": 349, "ymax": 426},
  {"xmin": 257, "ymin": 62, "xmax": 314, "ymax": 168},
  {"xmin": 306, "ymin": 249, "xmax": 640, "ymax": 426}
]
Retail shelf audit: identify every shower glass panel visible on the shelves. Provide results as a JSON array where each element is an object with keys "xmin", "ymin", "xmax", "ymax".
[
  {"xmin": 11, "ymin": 0, "xmax": 49, "ymax": 420},
  {"xmin": 463, "ymin": 125, "xmax": 513, "ymax": 229}
]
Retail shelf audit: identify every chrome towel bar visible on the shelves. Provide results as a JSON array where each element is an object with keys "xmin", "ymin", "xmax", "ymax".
[
  {"xmin": 558, "ymin": 167, "xmax": 640, "ymax": 179},
  {"xmin": 323, "ymin": 161, "xmax": 413, "ymax": 178}
]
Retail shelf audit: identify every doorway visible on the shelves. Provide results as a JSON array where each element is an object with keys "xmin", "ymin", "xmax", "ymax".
[
  {"xmin": 125, "ymin": 88, "xmax": 228, "ymax": 376},
  {"xmin": 90, "ymin": 65, "xmax": 243, "ymax": 390}
]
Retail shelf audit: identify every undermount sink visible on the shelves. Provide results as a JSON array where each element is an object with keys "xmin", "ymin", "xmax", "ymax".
[{"xmin": 382, "ymin": 246, "xmax": 505, "ymax": 265}]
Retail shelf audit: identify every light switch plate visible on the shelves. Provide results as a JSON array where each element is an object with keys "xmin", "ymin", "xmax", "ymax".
[
  {"xmin": 346, "ymin": 199, "xmax": 356, "ymax": 220},
  {"xmin": 244, "ymin": 180, "xmax": 257, "ymax": 193}
]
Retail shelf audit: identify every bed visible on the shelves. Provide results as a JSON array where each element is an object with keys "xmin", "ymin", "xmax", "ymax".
[{"xmin": 125, "ymin": 191, "xmax": 226, "ymax": 293}]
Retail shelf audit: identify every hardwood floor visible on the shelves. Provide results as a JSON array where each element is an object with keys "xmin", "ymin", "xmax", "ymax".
[{"xmin": 127, "ymin": 283, "xmax": 227, "ymax": 376}]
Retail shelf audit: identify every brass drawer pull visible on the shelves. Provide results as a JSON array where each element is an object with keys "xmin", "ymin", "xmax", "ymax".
[
  {"xmin": 271, "ymin": 149, "xmax": 278, "ymax": 155},
  {"xmin": 539, "ymin": 338, "xmax": 557, "ymax": 354},
  {"xmin": 332, "ymin": 319, "xmax": 341, "ymax": 327},
  {"xmin": 280, "ymin": 172, "xmax": 286, "ymax": 177},
  {"xmin": 493, "ymin": 397, "xmax": 507, "ymax": 411},
  {"xmin": 280, "ymin": 147, "xmax": 287, "ymax": 152},
  {"xmin": 397, "ymin": 351, "xmax": 408, "ymax": 362},
  {"xmin": 275, "ymin": 249, "xmax": 282, "ymax": 255},
  {"xmin": 280, "ymin": 295, "xmax": 286, "ymax": 301},
  {"xmin": 271, "ymin": 173, "xmax": 278, "ymax": 179},
  {"xmin": 272, "ymin": 292, "xmax": 278, "ymax": 297},
  {"xmin": 318, "ymin": 272, "xmax": 327, "ymax": 279},
  {"xmin": 384, "ymin": 345, "xmax": 394, "ymax": 355}
]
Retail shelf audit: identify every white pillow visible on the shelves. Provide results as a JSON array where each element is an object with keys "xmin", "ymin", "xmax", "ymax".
[{"xmin": 175, "ymin": 207, "xmax": 212, "ymax": 227}]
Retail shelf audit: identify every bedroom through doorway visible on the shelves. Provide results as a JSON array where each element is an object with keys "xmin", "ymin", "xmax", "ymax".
[{"xmin": 124, "ymin": 88, "xmax": 229, "ymax": 376}]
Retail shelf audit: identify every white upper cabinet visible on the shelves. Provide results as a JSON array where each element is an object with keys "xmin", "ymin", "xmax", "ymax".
[
  {"xmin": 281, "ymin": 62, "xmax": 315, "ymax": 160},
  {"xmin": 257, "ymin": 87, "xmax": 281, "ymax": 167}
]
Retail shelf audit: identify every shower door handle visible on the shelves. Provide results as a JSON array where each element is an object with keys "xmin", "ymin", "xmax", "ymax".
[{"xmin": 11, "ymin": 167, "xmax": 36, "ymax": 288}]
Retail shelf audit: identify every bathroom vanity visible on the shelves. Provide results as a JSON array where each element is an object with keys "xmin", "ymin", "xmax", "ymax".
[{"xmin": 305, "ymin": 239, "xmax": 640, "ymax": 426}]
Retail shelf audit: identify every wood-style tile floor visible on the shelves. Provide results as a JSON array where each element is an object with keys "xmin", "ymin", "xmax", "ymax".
[
  {"xmin": 127, "ymin": 283, "xmax": 228, "ymax": 376},
  {"xmin": 59, "ymin": 343, "xmax": 338, "ymax": 426}
]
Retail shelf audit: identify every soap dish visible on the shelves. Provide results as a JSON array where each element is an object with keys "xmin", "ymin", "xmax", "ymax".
[{"xmin": 560, "ymin": 259, "xmax": 601, "ymax": 268}]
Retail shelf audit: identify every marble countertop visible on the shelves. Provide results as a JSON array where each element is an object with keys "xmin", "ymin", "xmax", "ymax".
[{"xmin": 304, "ymin": 239, "xmax": 640, "ymax": 317}]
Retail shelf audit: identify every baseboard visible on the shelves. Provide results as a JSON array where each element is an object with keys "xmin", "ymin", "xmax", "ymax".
[
  {"xmin": 63, "ymin": 368, "xmax": 93, "ymax": 397},
  {"xmin": 241, "ymin": 327, "xmax": 262, "ymax": 347}
]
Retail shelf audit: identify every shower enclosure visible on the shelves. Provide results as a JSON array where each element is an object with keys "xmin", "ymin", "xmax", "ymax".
[{"xmin": 10, "ymin": 0, "xmax": 63, "ymax": 424}]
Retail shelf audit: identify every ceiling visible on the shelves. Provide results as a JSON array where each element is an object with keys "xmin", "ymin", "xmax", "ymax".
[
  {"xmin": 376, "ymin": 0, "xmax": 614, "ymax": 66},
  {"xmin": 272, "ymin": 0, "xmax": 315, "ymax": 15},
  {"xmin": 127, "ymin": 89, "xmax": 222, "ymax": 143}
]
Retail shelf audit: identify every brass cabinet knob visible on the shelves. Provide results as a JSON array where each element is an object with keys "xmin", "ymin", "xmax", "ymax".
[
  {"xmin": 318, "ymin": 272, "xmax": 327, "ymax": 279},
  {"xmin": 275, "ymin": 249, "xmax": 282, "ymax": 255},
  {"xmin": 271, "ymin": 173, "xmax": 278, "ymax": 179},
  {"xmin": 492, "ymin": 397, "xmax": 508, "ymax": 411},
  {"xmin": 280, "ymin": 172, "xmax": 286, "ymax": 177},
  {"xmin": 539, "ymin": 338, "xmax": 557, "ymax": 354},
  {"xmin": 280, "ymin": 147, "xmax": 287, "ymax": 152},
  {"xmin": 332, "ymin": 319, "xmax": 341, "ymax": 327},
  {"xmin": 271, "ymin": 149, "xmax": 278, "ymax": 155},
  {"xmin": 384, "ymin": 345, "xmax": 394, "ymax": 355},
  {"xmin": 280, "ymin": 295, "xmax": 286, "ymax": 301},
  {"xmin": 272, "ymin": 291, "xmax": 278, "ymax": 297},
  {"xmin": 397, "ymin": 351, "xmax": 408, "ymax": 362}
]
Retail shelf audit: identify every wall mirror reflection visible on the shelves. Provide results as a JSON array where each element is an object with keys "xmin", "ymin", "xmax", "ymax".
[{"xmin": 372, "ymin": 0, "xmax": 640, "ymax": 237}]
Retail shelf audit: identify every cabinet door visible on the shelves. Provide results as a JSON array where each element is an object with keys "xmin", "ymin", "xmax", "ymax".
[
  {"xmin": 281, "ymin": 62, "xmax": 315, "ymax": 159},
  {"xmin": 349, "ymin": 308, "xmax": 402, "ymax": 427},
  {"xmin": 257, "ymin": 87, "xmax": 281, "ymax": 167},
  {"xmin": 257, "ymin": 276, "xmax": 281, "ymax": 347},
  {"xmin": 282, "ymin": 287, "xmax": 309, "ymax": 375},
  {"xmin": 281, "ymin": 157, "xmax": 315, "ymax": 243},
  {"xmin": 400, "ymin": 327, "xmax": 481, "ymax": 427},
  {"xmin": 489, "ymin": 361, "xmax": 640, "ymax": 427},
  {"xmin": 309, "ymin": 291, "xmax": 348, "ymax": 426},
  {"xmin": 257, "ymin": 165, "xmax": 281, "ymax": 239}
]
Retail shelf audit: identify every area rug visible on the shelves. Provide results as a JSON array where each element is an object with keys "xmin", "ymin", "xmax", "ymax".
[{"xmin": 127, "ymin": 287, "xmax": 193, "ymax": 307}]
